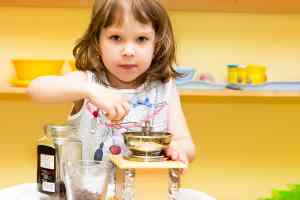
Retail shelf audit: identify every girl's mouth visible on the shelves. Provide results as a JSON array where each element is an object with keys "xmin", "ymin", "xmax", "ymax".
[{"xmin": 119, "ymin": 64, "xmax": 137, "ymax": 70}]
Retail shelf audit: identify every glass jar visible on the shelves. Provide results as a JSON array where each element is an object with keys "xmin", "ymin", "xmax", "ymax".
[
  {"xmin": 64, "ymin": 160, "xmax": 113, "ymax": 200},
  {"xmin": 37, "ymin": 123, "xmax": 82, "ymax": 199}
]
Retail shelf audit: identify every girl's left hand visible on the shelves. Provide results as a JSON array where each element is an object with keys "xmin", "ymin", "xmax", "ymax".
[{"xmin": 165, "ymin": 142, "xmax": 189, "ymax": 174}]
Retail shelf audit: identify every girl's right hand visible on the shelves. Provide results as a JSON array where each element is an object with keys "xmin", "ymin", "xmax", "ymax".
[{"xmin": 86, "ymin": 83, "xmax": 130, "ymax": 122}]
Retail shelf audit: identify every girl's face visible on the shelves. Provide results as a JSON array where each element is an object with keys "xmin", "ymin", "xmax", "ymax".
[{"xmin": 99, "ymin": 11, "xmax": 155, "ymax": 89}]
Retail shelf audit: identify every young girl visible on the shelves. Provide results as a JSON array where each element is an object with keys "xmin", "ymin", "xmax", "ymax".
[{"xmin": 28, "ymin": 0, "xmax": 215, "ymax": 199}]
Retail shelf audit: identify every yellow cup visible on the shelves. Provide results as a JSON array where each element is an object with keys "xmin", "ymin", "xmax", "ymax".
[
  {"xmin": 246, "ymin": 64, "xmax": 267, "ymax": 84},
  {"xmin": 237, "ymin": 67, "xmax": 247, "ymax": 84},
  {"xmin": 12, "ymin": 59, "xmax": 64, "ymax": 81}
]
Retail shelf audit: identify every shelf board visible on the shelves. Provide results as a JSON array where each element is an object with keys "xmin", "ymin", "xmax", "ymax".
[
  {"xmin": 1, "ymin": 82, "xmax": 300, "ymax": 98},
  {"xmin": 1, "ymin": 0, "xmax": 300, "ymax": 13},
  {"xmin": 179, "ymin": 89, "xmax": 300, "ymax": 97}
]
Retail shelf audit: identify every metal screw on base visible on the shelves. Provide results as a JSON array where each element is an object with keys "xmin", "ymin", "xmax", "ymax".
[
  {"xmin": 168, "ymin": 168, "xmax": 181, "ymax": 200},
  {"xmin": 123, "ymin": 169, "xmax": 136, "ymax": 200}
]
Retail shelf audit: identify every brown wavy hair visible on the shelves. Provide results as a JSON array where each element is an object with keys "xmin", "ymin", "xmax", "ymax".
[{"xmin": 73, "ymin": 0, "xmax": 181, "ymax": 87}]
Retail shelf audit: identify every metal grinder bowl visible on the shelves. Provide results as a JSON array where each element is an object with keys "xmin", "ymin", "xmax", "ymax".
[{"xmin": 123, "ymin": 131, "xmax": 172, "ymax": 162}]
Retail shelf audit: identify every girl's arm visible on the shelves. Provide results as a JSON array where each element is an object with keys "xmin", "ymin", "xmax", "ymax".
[
  {"xmin": 27, "ymin": 71, "xmax": 129, "ymax": 121},
  {"xmin": 27, "ymin": 71, "xmax": 90, "ymax": 103},
  {"xmin": 166, "ymin": 82, "xmax": 196, "ymax": 163}
]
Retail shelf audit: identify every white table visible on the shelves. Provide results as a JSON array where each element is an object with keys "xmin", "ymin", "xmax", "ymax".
[
  {"xmin": 0, "ymin": 183, "xmax": 216, "ymax": 200},
  {"xmin": 0, "ymin": 183, "xmax": 50, "ymax": 200}
]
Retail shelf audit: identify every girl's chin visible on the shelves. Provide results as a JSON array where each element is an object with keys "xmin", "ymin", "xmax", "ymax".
[
  {"xmin": 106, "ymin": 71, "xmax": 144, "ymax": 88},
  {"xmin": 111, "ymin": 77, "xmax": 140, "ymax": 88}
]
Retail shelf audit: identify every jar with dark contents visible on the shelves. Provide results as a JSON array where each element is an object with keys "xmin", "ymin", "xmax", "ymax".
[
  {"xmin": 37, "ymin": 123, "xmax": 82, "ymax": 199},
  {"xmin": 64, "ymin": 160, "xmax": 112, "ymax": 200},
  {"xmin": 69, "ymin": 188, "xmax": 103, "ymax": 200}
]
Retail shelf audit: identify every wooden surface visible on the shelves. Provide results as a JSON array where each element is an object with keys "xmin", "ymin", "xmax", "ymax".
[
  {"xmin": 1, "ymin": 0, "xmax": 300, "ymax": 13},
  {"xmin": 110, "ymin": 155, "xmax": 187, "ymax": 169},
  {"xmin": 179, "ymin": 89, "xmax": 300, "ymax": 97}
]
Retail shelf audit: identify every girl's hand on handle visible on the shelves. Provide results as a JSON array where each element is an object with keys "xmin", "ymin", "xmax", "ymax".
[
  {"xmin": 165, "ymin": 141, "xmax": 189, "ymax": 174},
  {"xmin": 86, "ymin": 83, "xmax": 130, "ymax": 122}
]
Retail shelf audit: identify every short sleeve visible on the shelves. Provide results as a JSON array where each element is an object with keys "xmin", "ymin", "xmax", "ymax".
[
  {"xmin": 68, "ymin": 71, "xmax": 94, "ymax": 122},
  {"xmin": 165, "ymin": 79, "xmax": 182, "ymax": 132}
]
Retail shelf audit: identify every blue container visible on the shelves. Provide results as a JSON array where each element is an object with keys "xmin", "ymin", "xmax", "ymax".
[{"xmin": 175, "ymin": 66, "xmax": 197, "ymax": 84}]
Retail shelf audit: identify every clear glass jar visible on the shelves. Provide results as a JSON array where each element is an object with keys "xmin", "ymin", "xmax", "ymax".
[
  {"xmin": 37, "ymin": 123, "xmax": 82, "ymax": 199},
  {"xmin": 64, "ymin": 160, "xmax": 113, "ymax": 200}
]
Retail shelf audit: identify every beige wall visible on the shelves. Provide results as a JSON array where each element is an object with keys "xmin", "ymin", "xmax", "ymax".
[
  {"xmin": 172, "ymin": 12, "xmax": 300, "ymax": 82},
  {"xmin": 1, "ymin": 7, "xmax": 300, "ymax": 82},
  {"xmin": 0, "ymin": 6, "xmax": 300, "ymax": 200}
]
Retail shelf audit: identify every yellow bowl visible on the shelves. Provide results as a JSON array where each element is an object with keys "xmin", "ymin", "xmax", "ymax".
[
  {"xmin": 10, "ymin": 79, "xmax": 31, "ymax": 87},
  {"xmin": 12, "ymin": 59, "xmax": 64, "ymax": 81}
]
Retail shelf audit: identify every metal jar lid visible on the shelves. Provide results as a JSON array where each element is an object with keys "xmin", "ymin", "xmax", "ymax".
[{"xmin": 44, "ymin": 123, "xmax": 76, "ymax": 139}]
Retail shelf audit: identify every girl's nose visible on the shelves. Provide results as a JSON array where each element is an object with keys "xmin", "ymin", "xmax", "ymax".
[{"xmin": 121, "ymin": 43, "xmax": 135, "ymax": 57}]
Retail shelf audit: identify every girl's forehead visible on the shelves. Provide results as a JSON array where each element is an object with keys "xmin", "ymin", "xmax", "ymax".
[
  {"xmin": 106, "ymin": 12, "xmax": 154, "ymax": 33},
  {"xmin": 107, "ymin": 20, "xmax": 153, "ymax": 32}
]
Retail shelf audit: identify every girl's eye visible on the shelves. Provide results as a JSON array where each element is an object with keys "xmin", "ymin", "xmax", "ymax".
[
  {"xmin": 110, "ymin": 35, "xmax": 121, "ymax": 41},
  {"xmin": 137, "ymin": 36, "xmax": 148, "ymax": 43}
]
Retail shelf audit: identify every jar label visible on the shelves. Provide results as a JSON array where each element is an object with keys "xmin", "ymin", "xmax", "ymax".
[
  {"xmin": 37, "ymin": 145, "xmax": 56, "ymax": 193},
  {"xmin": 40, "ymin": 154, "xmax": 55, "ymax": 169}
]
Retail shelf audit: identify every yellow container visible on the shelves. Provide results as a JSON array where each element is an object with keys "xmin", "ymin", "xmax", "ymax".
[
  {"xmin": 246, "ymin": 64, "xmax": 267, "ymax": 85},
  {"xmin": 227, "ymin": 64, "xmax": 239, "ymax": 84},
  {"xmin": 237, "ymin": 66, "xmax": 247, "ymax": 84},
  {"xmin": 12, "ymin": 59, "xmax": 64, "ymax": 81}
]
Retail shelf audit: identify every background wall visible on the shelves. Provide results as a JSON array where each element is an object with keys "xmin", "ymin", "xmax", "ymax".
[
  {"xmin": 1, "ymin": 7, "xmax": 300, "ymax": 81},
  {"xmin": 0, "ymin": 7, "xmax": 300, "ymax": 200}
]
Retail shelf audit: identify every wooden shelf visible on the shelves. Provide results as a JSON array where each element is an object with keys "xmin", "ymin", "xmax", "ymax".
[
  {"xmin": 1, "ymin": 82, "xmax": 300, "ymax": 98},
  {"xmin": 1, "ymin": 0, "xmax": 300, "ymax": 13},
  {"xmin": 179, "ymin": 89, "xmax": 300, "ymax": 97}
]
